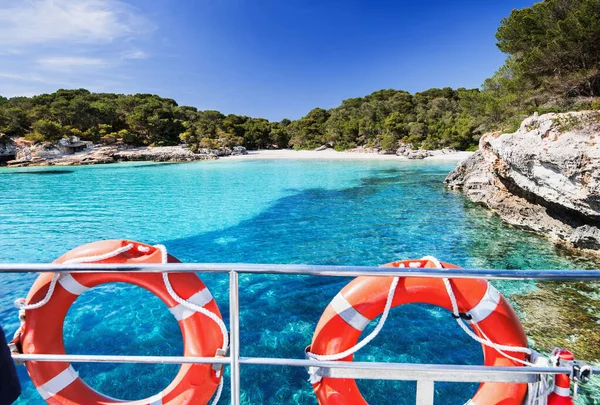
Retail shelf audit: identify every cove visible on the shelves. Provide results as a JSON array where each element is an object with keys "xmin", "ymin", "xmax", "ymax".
[{"xmin": 1, "ymin": 159, "xmax": 597, "ymax": 404}]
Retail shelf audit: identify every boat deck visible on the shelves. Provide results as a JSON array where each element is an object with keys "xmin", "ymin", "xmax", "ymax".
[{"xmin": 2, "ymin": 263, "xmax": 600, "ymax": 404}]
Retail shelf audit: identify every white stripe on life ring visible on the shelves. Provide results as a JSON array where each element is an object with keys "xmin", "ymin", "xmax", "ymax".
[
  {"xmin": 169, "ymin": 288, "xmax": 213, "ymax": 321},
  {"xmin": 467, "ymin": 283, "xmax": 501, "ymax": 324},
  {"xmin": 553, "ymin": 385, "xmax": 570, "ymax": 397},
  {"xmin": 37, "ymin": 365, "xmax": 79, "ymax": 400},
  {"xmin": 331, "ymin": 293, "xmax": 370, "ymax": 331},
  {"xmin": 147, "ymin": 393, "xmax": 163, "ymax": 404},
  {"xmin": 58, "ymin": 274, "xmax": 89, "ymax": 296}
]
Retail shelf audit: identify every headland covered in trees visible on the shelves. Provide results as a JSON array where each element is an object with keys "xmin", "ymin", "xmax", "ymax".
[{"xmin": 1, "ymin": 0, "xmax": 600, "ymax": 164}]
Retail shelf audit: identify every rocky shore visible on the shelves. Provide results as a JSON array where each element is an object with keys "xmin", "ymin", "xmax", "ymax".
[
  {"xmin": 446, "ymin": 110, "xmax": 600, "ymax": 255},
  {"xmin": 3, "ymin": 140, "xmax": 249, "ymax": 167},
  {"xmin": 0, "ymin": 136, "xmax": 17, "ymax": 163},
  {"xmin": 445, "ymin": 110, "xmax": 600, "ymax": 363},
  {"xmin": 1, "ymin": 137, "xmax": 473, "ymax": 167},
  {"xmin": 346, "ymin": 144, "xmax": 460, "ymax": 159}
]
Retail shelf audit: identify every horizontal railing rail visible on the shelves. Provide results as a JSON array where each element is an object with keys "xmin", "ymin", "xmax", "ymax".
[
  {"xmin": 2, "ymin": 263, "xmax": 600, "ymax": 404},
  {"xmin": 11, "ymin": 353, "xmax": 599, "ymax": 381},
  {"xmin": 2, "ymin": 262, "xmax": 600, "ymax": 279}
]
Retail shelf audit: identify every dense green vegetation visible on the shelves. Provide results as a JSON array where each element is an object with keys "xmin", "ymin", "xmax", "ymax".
[
  {"xmin": 496, "ymin": 0, "xmax": 600, "ymax": 98},
  {"xmin": 1, "ymin": 0, "xmax": 599, "ymax": 152},
  {"xmin": 480, "ymin": 0, "xmax": 600, "ymax": 132},
  {"xmin": 0, "ymin": 91, "xmax": 291, "ymax": 150}
]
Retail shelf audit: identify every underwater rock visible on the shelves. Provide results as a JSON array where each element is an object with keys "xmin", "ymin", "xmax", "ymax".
[
  {"xmin": 446, "ymin": 111, "xmax": 600, "ymax": 254},
  {"xmin": 513, "ymin": 281, "xmax": 600, "ymax": 361}
]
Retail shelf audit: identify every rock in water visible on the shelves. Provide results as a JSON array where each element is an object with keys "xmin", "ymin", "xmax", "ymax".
[{"xmin": 445, "ymin": 110, "xmax": 600, "ymax": 254}]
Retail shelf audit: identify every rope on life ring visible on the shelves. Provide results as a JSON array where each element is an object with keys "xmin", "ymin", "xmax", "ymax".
[
  {"xmin": 306, "ymin": 256, "xmax": 537, "ymax": 405},
  {"xmin": 13, "ymin": 240, "xmax": 228, "ymax": 405}
]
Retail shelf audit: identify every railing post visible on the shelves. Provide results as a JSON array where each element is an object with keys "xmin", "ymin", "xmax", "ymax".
[
  {"xmin": 229, "ymin": 270, "xmax": 241, "ymax": 405},
  {"xmin": 416, "ymin": 380, "xmax": 435, "ymax": 405}
]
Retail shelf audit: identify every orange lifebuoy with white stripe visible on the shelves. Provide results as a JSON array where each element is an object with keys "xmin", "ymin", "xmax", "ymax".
[
  {"xmin": 308, "ymin": 258, "xmax": 528, "ymax": 405},
  {"xmin": 19, "ymin": 240, "xmax": 224, "ymax": 405},
  {"xmin": 548, "ymin": 350, "xmax": 575, "ymax": 404}
]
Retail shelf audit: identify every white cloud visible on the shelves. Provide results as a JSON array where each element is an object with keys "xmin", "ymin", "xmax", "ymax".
[
  {"xmin": 0, "ymin": 0, "xmax": 154, "ymax": 96},
  {"xmin": 0, "ymin": 0, "xmax": 150, "ymax": 46},
  {"xmin": 37, "ymin": 56, "xmax": 110, "ymax": 71}
]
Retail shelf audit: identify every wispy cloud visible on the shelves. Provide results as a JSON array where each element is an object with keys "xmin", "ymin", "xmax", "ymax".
[
  {"xmin": 0, "ymin": 0, "xmax": 150, "ymax": 46},
  {"xmin": 37, "ymin": 56, "xmax": 110, "ymax": 72},
  {"xmin": 0, "ymin": 0, "xmax": 154, "ymax": 96},
  {"xmin": 0, "ymin": 49, "xmax": 23, "ymax": 56},
  {"xmin": 0, "ymin": 72, "xmax": 68, "ymax": 85}
]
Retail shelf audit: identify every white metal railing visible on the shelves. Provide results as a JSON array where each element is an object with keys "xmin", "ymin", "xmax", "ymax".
[{"xmin": 2, "ymin": 263, "xmax": 600, "ymax": 404}]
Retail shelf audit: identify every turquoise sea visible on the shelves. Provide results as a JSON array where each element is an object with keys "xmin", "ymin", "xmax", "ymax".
[{"xmin": 0, "ymin": 159, "xmax": 598, "ymax": 404}]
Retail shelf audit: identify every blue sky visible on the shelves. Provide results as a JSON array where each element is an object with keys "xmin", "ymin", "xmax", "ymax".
[{"xmin": 0, "ymin": 0, "xmax": 535, "ymax": 121}]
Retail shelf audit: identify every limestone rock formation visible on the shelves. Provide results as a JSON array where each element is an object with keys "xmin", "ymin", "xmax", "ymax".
[
  {"xmin": 232, "ymin": 146, "xmax": 248, "ymax": 155},
  {"xmin": 396, "ymin": 144, "xmax": 457, "ymax": 159},
  {"xmin": 446, "ymin": 111, "xmax": 600, "ymax": 253},
  {"xmin": 0, "ymin": 136, "xmax": 17, "ymax": 163},
  {"xmin": 114, "ymin": 146, "xmax": 216, "ymax": 162},
  {"xmin": 8, "ymin": 144, "xmax": 217, "ymax": 167}
]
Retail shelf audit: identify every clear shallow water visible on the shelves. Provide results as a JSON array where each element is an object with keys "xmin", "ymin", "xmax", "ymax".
[{"xmin": 0, "ymin": 159, "xmax": 598, "ymax": 404}]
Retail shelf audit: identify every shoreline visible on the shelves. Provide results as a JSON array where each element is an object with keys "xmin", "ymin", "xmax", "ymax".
[
  {"xmin": 225, "ymin": 149, "xmax": 474, "ymax": 161},
  {"xmin": 446, "ymin": 111, "xmax": 600, "ymax": 256},
  {"xmin": 2, "ymin": 145, "xmax": 474, "ymax": 168}
]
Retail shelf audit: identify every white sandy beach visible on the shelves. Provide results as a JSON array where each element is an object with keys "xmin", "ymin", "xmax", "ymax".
[{"xmin": 226, "ymin": 148, "xmax": 474, "ymax": 161}]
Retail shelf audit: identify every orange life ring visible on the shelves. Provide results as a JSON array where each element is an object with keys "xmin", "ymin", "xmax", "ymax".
[
  {"xmin": 308, "ymin": 258, "xmax": 528, "ymax": 405},
  {"xmin": 19, "ymin": 240, "xmax": 224, "ymax": 405}
]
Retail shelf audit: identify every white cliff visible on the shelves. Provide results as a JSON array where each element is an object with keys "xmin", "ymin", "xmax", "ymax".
[{"xmin": 446, "ymin": 110, "xmax": 600, "ymax": 253}]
